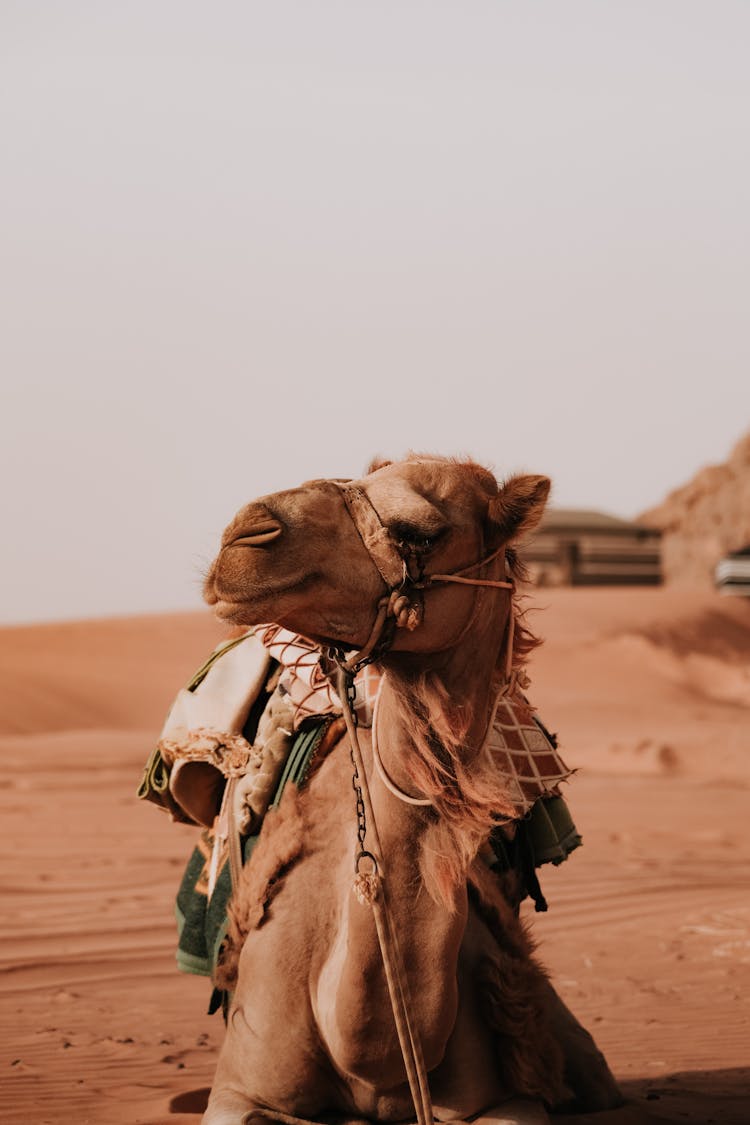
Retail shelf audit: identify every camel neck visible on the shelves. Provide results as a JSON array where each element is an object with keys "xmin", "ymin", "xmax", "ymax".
[{"xmin": 382, "ymin": 595, "xmax": 512, "ymax": 751}]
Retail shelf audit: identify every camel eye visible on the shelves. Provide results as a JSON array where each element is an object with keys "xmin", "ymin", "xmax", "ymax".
[{"xmin": 391, "ymin": 523, "xmax": 446, "ymax": 551}]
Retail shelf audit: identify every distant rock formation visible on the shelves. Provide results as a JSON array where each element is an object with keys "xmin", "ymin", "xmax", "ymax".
[{"xmin": 640, "ymin": 431, "xmax": 750, "ymax": 586}]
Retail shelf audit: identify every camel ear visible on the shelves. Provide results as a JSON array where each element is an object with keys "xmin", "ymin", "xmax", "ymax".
[{"xmin": 488, "ymin": 474, "xmax": 550, "ymax": 542}]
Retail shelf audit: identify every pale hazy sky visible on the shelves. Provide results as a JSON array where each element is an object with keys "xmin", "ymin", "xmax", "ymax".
[{"xmin": 2, "ymin": 2, "xmax": 749, "ymax": 624}]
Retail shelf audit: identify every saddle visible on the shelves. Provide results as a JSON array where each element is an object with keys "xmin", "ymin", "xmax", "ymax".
[{"xmin": 138, "ymin": 628, "xmax": 581, "ymax": 994}]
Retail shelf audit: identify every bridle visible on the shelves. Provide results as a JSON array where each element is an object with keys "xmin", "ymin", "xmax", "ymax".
[
  {"xmin": 329, "ymin": 482, "xmax": 515, "ymax": 676},
  {"xmin": 332, "ymin": 481, "xmax": 519, "ymax": 808}
]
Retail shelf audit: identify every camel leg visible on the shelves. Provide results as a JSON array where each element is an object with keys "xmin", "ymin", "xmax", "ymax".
[
  {"xmin": 540, "ymin": 981, "xmax": 623, "ymax": 1113},
  {"xmin": 549, "ymin": 1109, "xmax": 666, "ymax": 1125},
  {"xmin": 201, "ymin": 1087, "xmax": 257, "ymax": 1125},
  {"xmin": 474, "ymin": 1098, "xmax": 551, "ymax": 1125}
]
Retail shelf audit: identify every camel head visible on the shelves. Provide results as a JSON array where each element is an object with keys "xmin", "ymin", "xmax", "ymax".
[{"xmin": 204, "ymin": 456, "xmax": 550, "ymax": 655}]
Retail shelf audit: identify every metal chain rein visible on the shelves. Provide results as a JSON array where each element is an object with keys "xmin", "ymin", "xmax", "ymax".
[{"xmin": 336, "ymin": 666, "xmax": 435, "ymax": 1125}]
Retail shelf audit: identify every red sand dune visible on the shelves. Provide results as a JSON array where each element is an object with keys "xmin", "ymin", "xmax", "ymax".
[{"xmin": 1, "ymin": 591, "xmax": 748, "ymax": 1124}]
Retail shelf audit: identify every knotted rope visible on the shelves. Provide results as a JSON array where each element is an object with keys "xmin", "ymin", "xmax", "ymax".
[{"xmin": 338, "ymin": 667, "xmax": 435, "ymax": 1125}]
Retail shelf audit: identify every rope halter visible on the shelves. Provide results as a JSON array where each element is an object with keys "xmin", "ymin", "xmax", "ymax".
[{"xmin": 332, "ymin": 483, "xmax": 515, "ymax": 675}]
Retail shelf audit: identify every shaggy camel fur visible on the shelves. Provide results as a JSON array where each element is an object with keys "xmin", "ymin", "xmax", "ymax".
[{"xmin": 201, "ymin": 456, "xmax": 621, "ymax": 1125}]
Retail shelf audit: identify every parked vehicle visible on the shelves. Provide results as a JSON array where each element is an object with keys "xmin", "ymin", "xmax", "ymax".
[{"xmin": 714, "ymin": 546, "xmax": 750, "ymax": 595}]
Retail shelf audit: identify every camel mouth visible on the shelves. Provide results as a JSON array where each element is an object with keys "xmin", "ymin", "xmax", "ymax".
[
  {"xmin": 212, "ymin": 598, "xmax": 258, "ymax": 624},
  {"xmin": 208, "ymin": 572, "xmax": 317, "ymax": 625}
]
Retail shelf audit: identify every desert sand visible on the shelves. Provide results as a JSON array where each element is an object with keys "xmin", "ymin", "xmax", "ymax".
[{"xmin": 1, "ymin": 590, "xmax": 748, "ymax": 1124}]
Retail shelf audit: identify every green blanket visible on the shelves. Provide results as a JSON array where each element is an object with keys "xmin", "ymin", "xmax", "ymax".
[
  {"xmin": 174, "ymin": 719, "xmax": 333, "ymax": 983},
  {"xmin": 490, "ymin": 793, "xmax": 581, "ymax": 913}
]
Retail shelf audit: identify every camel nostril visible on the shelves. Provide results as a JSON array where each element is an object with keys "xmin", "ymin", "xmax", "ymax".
[{"xmin": 229, "ymin": 520, "xmax": 283, "ymax": 547}]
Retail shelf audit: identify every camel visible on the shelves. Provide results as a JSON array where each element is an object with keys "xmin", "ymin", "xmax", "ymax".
[{"xmin": 200, "ymin": 455, "xmax": 622, "ymax": 1125}]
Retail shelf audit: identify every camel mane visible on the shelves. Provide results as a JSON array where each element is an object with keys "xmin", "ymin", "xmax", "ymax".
[{"xmin": 389, "ymin": 551, "xmax": 540, "ymax": 910}]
